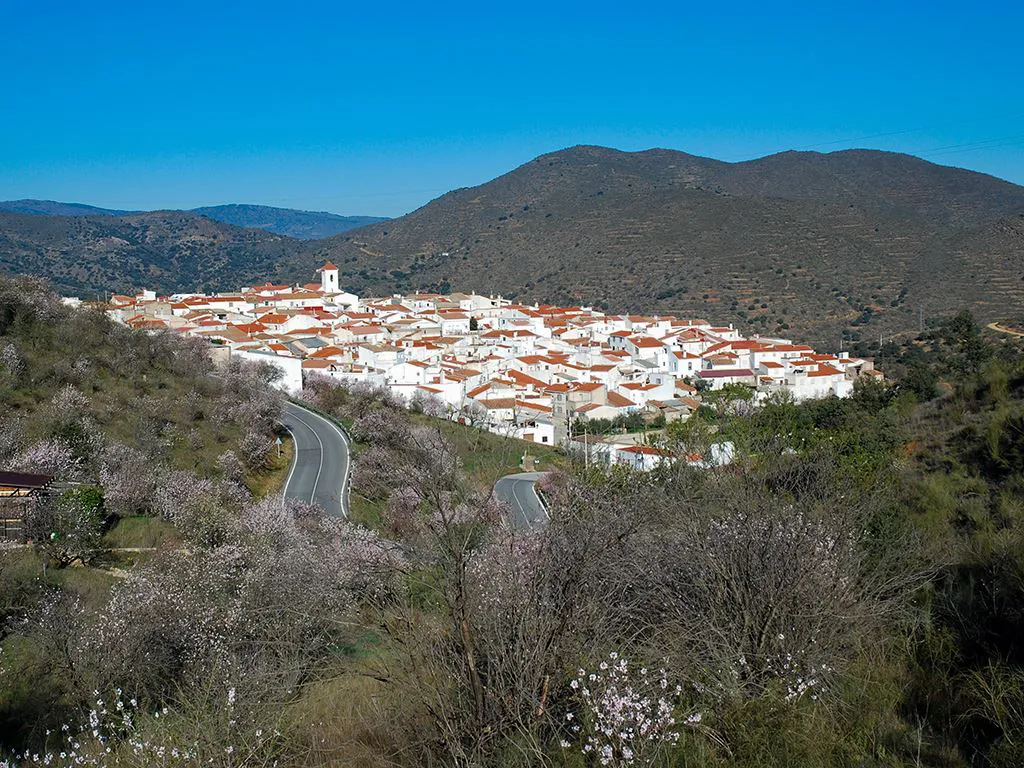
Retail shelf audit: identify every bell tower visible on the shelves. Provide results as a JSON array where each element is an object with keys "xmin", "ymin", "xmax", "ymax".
[{"xmin": 319, "ymin": 262, "xmax": 339, "ymax": 293}]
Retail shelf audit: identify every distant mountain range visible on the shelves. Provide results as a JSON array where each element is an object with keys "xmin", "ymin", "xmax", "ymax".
[
  {"xmin": 0, "ymin": 200, "xmax": 387, "ymax": 240},
  {"xmin": 0, "ymin": 210, "xmax": 301, "ymax": 298},
  {"xmin": 1, "ymin": 147, "xmax": 1022, "ymax": 345},
  {"xmin": 190, "ymin": 205, "xmax": 387, "ymax": 240},
  {"xmin": 0, "ymin": 200, "xmax": 138, "ymax": 217}
]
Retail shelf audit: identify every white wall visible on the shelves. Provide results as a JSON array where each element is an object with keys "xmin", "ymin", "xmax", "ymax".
[{"xmin": 232, "ymin": 349, "xmax": 303, "ymax": 395}]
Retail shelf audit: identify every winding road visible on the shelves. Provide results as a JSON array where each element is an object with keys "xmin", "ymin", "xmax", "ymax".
[
  {"xmin": 281, "ymin": 401, "xmax": 351, "ymax": 518},
  {"xmin": 988, "ymin": 321, "xmax": 1024, "ymax": 338},
  {"xmin": 493, "ymin": 472, "xmax": 548, "ymax": 529},
  {"xmin": 281, "ymin": 398, "xmax": 543, "ymax": 528}
]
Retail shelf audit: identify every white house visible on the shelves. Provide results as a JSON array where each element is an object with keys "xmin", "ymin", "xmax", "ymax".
[
  {"xmin": 233, "ymin": 348, "xmax": 303, "ymax": 395},
  {"xmin": 615, "ymin": 444, "xmax": 675, "ymax": 472}
]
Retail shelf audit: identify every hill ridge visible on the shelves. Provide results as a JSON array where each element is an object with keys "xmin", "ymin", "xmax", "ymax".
[
  {"xmin": 1, "ymin": 145, "xmax": 1022, "ymax": 344},
  {"xmin": 0, "ymin": 200, "xmax": 388, "ymax": 240},
  {"xmin": 305, "ymin": 146, "xmax": 1024, "ymax": 344}
]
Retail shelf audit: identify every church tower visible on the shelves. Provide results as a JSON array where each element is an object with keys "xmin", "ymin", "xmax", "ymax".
[{"xmin": 318, "ymin": 262, "xmax": 339, "ymax": 294}]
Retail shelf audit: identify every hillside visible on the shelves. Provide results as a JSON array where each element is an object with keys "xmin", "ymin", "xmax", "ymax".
[
  {"xmin": 2, "ymin": 147, "xmax": 1022, "ymax": 345},
  {"xmin": 0, "ymin": 200, "xmax": 387, "ymax": 240},
  {"xmin": 0, "ymin": 210, "xmax": 307, "ymax": 297},
  {"xmin": 310, "ymin": 146, "xmax": 1024, "ymax": 345},
  {"xmin": 0, "ymin": 199, "xmax": 137, "ymax": 217},
  {"xmin": 192, "ymin": 204, "xmax": 387, "ymax": 239}
]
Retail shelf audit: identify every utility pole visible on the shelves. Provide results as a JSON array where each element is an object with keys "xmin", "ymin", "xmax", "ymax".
[{"xmin": 583, "ymin": 419, "xmax": 589, "ymax": 470}]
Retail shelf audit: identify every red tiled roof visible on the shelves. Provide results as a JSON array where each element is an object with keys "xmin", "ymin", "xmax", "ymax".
[
  {"xmin": 607, "ymin": 391, "xmax": 636, "ymax": 408},
  {"xmin": 620, "ymin": 445, "xmax": 671, "ymax": 456},
  {"xmin": 698, "ymin": 368, "xmax": 755, "ymax": 378},
  {"xmin": 807, "ymin": 364, "xmax": 844, "ymax": 378}
]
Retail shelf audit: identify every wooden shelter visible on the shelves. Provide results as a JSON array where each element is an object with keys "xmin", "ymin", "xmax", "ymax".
[{"xmin": 0, "ymin": 471, "xmax": 53, "ymax": 540}]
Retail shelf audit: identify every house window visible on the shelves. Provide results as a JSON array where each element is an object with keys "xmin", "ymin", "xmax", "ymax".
[{"xmin": 542, "ymin": 436, "xmax": 548, "ymax": 443}]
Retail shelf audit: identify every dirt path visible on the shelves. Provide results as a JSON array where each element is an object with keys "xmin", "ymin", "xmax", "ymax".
[{"xmin": 987, "ymin": 322, "xmax": 1024, "ymax": 337}]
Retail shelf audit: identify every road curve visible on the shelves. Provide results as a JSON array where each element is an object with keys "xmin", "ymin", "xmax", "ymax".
[
  {"xmin": 281, "ymin": 401, "xmax": 351, "ymax": 518},
  {"xmin": 493, "ymin": 472, "xmax": 548, "ymax": 529},
  {"xmin": 988, "ymin": 321, "xmax": 1024, "ymax": 338}
]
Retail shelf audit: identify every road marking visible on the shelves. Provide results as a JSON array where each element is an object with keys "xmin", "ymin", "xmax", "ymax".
[
  {"xmin": 499, "ymin": 474, "xmax": 549, "ymax": 528},
  {"xmin": 281, "ymin": 412, "xmax": 303, "ymax": 510},
  {"xmin": 535, "ymin": 482, "xmax": 550, "ymax": 521},
  {"xmin": 510, "ymin": 479, "xmax": 531, "ymax": 526},
  {"xmin": 290, "ymin": 405, "xmax": 351, "ymax": 518},
  {"xmin": 281, "ymin": 402, "xmax": 351, "ymax": 518},
  {"xmin": 289, "ymin": 410, "xmax": 326, "ymax": 504}
]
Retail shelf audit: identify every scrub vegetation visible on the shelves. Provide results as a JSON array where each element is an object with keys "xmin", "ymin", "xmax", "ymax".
[{"xmin": 2, "ymin": 276, "xmax": 1024, "ymax": 767}]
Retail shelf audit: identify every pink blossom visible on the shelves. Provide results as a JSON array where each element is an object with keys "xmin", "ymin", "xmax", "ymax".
[{"xmin": 10, "ymin": 439, "xmax": 79, "ymax": 479}]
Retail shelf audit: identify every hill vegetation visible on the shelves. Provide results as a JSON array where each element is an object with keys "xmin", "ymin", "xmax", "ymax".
[
  {"xmin": 0, "ymin": 210, "xmax": 303, "ymax": 298},
  {"xmin": 4, "ymin": 271, "xmax": 1024, "ymax": 765},
  {"xmin": 2, "ymin": 148, "xmax": 1022, "ymax": 346},
  {"xmin": 312, "ymin": 146, "xmax": 1024, "ymax": 346},
  {"xmin": 0, "ymin": 200, "xmax": 137, "ymax": 217},
  {"xmin": 192, "ymin": 204, "xmax": 387, "ymax": 240},
  {"xmin": 0, "ymin": 274, "xmax": 287, "ymax": 529},
  {"xmin": 0, "ymin": 200, "xmax": 387, "ymax": 240}
]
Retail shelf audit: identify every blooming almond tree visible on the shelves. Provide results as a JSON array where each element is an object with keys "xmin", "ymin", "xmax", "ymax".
[
  {"xmin": 1, "ymin": 687, "xmax": 283, "ymax": 767},
  {"xmin": 0, "ymin": 340, "xmax": 24, "ymax": 387},
  {"xmin": 0, "ymin": 413, "xmax": 25, "ymax": 464},
  {"xmin": 24, "ymin": 493, "xmax": 401, "ymax": 712},
  {"xmin": 99, "ymin": 443, "xmax": 157, "ymax": 518},
  {"xmin": 562, "ymin": 652, "xmax": 702, "ymax": 767},
  {"xmin": 350, "ymin": 407, "xmax": 412, "ymax": 448},
  {"xmin": 409, "ymin": 389, "xmax": 448, "ymax": 418},
  {"xmin": 10, "ymin": 439, "xmax": 80, "ymax": 480}
]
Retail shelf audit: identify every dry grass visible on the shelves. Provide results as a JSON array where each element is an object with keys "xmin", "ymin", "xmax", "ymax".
[
  {"xmin": 246, "ymin": 434, "xmax": 295, "ymax": 498},
  {"xmin": 102, "ymin": 515, "xmax": 180, "ymax": 549},
  {"xmin": 282, "ymin": 651, "xmax": 434, "ymax": 768}
]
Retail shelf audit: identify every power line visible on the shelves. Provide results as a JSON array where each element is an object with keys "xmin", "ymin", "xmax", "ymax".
[
  {"xmin": 919, "ymin": 136, "xmax": 1024, "ymax": 158},
  {"xmin": 719, "ymin": 109, "xmax": 1024, "ymax": 161},
  {"xmin": 793, "ymin": 110, "xmax": 1024, "ymax": 152}
]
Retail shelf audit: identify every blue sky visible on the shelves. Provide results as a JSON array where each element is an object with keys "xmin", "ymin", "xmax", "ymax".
[{"xmin": 1, "ymin": 0, "xmax": 1021, "ymax": 217}]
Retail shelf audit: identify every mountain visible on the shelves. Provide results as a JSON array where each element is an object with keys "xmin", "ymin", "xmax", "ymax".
[
  {"xmin": 307, "ymin": 146, "xmax": 1024, "ymax": 344},
  {"xmin": 191, "ymin": 204, "xmax": 387, "ymax": 240},
  {"xmin": 1, "ymin": 147, "xmax": 1022, "ymax": 344},
  {"xmin": 0, "ymin": 210, "xmax": 308, "ymax": 298},
  {"xmin": 0, "ymin": 200, "xmax": 387, "ymax": 240},
  {"xmin": 0, "ymin": 199, "xmax": 137, "ymax": 217}
]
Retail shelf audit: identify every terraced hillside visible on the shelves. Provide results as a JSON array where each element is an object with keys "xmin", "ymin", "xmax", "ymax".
[
  {"xmin": 1, "ymin": 146, "xmax": 1021, "ymax": 345},
  {"xmin": 0, "ymin": 210, "xmax": 305, "ymax": 297},
  {"xmin": 0, "ymin": 200, "xmax": 387, "ymax": 240},
  {"xmin": 309, "ymin": 146, "xmax": 1024, "ymax": 345}
]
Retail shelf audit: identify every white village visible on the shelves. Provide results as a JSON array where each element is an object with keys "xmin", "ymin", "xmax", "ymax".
[{"xmin": 102, "ymin": 263, "xmax": 883, "ymax": 470}]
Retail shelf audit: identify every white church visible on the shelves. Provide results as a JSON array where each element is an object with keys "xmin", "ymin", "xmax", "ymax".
[{"xmin": 317, "ymin": 262, "xmax": 360, "ymax": 310}]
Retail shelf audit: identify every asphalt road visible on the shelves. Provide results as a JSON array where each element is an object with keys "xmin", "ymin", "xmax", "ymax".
[
  {"xmin": 281, "ymin": 401, "xmax": 350, "ymax": 518},
  {"xmin": 493, "ymin": 472, "xmax": 548, "ymax": 529}
]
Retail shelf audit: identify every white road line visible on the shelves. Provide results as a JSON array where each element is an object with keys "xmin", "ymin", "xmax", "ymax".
[
  {"xmin": 281, "ymin": 417, "xmax": 302, "ymax": 510},
  {"xmin": 534, "ymin": 481, "xmax": 550, "ymax": 522},
  {"xmin": 503, "ymin": 474, "xmax": 549, "ymax": 526},
  {"xmin": 291, "ymin": 405, "xmax": 351, "ymax": 518},
  {"xmin": 289, "ymin": 410, "xmax": 326, "ymax": 503},
  {"xmin": 510, "ymin": 480, "xmax": 530, "ymax": 524},
  {"xmin": 282, "ymin": 402, "xmax": 351, "ymax": 518}
]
